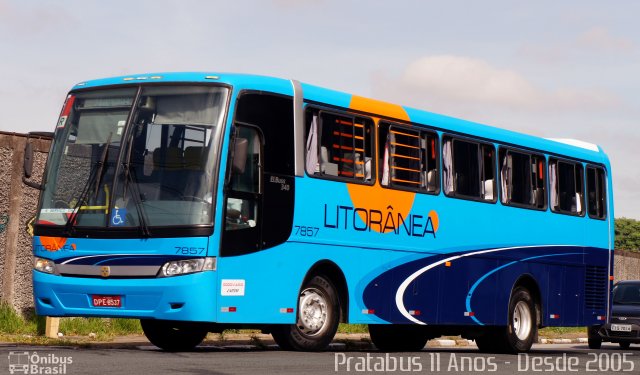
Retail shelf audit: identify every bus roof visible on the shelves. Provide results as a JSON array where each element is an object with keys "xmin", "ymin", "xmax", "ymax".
[{"xmin": 71, "ymin": 72, "xmax": 609, "ymax": 165}]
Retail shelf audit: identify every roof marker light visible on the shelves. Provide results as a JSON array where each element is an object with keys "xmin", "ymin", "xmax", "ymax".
[
  {"xmin": 136, "ymin": 76, "xmax": 148, "ymax": 80},
  {"xmin": 76, "ymin": 82, "xmax": 86, "ymax": 86},
  {"xmin": 205, "ymin": 75, "xmax": 219, "ymax": 80},
  {"xmin": 150, "ymin": 76, "xmax": 162, "ymax": 80},
  {"xmin": 123, "ymin": 77, "xmax": 135, "ymax": 81}
]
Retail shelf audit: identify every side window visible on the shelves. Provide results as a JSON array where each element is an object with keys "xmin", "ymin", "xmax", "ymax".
[
  {"xmin": 379, "ymin": 123, "xmax": 439, "ymax": 193},
  {"xmin": 587, "ymin": 166, "xmax": 607, "ymax": 219},
  {"xmin": 499, "ymin": 149, "xmax": 546, "ymax": 209},
  {"xmin": 225, "ymin": 125, "xmax": 262, "ymax": 231},
  {"xmin": 305, "ymin": 109, "xmax": 374, "ymax": 183},
  {"xmin": 442, "ymin": 136, "xmax": 495, "ymax": 202},
  {"xmin": 549, "ymin": 159, "xmax": 584, "ymax": 215}
]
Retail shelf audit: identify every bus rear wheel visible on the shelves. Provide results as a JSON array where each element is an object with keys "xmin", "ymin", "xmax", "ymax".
[
  {"xmin": 140, "ymin": 319, "xmax": 208, "ymax": 351},
  {"xmin": 476, "ymin": 287, "xmax": 537, "ymax": 353},
  {"xmin": 271, "ymin": 275, "xmax": 340, "ymax": 351},
  {"xmin": 499, "ymin": 286, "xmax": 537, "ymax": 353},
  {"xmin": 369, "ymin": 325, "xmax": 429, "ymax": 352}
]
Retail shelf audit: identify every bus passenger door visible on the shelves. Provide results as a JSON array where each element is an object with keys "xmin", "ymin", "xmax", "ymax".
[
  {"xmin": 221, "ymin": 125, "xmax": 263, "ymax": 254},
  {"xmin": 221, "ymin": 92, "xmax": 295, "ymax": 256}
]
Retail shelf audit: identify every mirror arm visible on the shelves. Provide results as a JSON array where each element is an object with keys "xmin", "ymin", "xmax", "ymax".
[{"xmin": 22, "ymin": 175, "xmax": 43, "ymax": 190}]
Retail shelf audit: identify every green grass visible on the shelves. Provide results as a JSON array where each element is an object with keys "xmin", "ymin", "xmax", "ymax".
[
  {"xmin": 0, "ymin": 303, "xmax": 39, "ymax": 335},
  {"xmin": 539, "ymin": 327, "xmax": 586, "ymax": 336},
  {"xmin": 337, "ymin": 324, "xmax": 368, "ymax": 334},
  {"xmin": 0, "ymin": 302, "xmax": 142, "ymax": 339},
  {"xmin": 59, "ymin": 317, "xmax": 142, "ymax": 338}
]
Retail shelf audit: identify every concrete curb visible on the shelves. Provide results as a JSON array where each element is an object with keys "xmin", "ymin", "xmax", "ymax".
[{"xmin": 538, "ymin": 338, "xmax": 588, "ymax": 344}]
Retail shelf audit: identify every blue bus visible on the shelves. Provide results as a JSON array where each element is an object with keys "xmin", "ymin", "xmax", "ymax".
[{"xmin": 25, "ymin": 72, "xmax": 614, "ymax": 353}]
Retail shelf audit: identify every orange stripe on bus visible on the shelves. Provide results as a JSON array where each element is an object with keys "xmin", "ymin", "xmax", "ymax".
[
  {"xmin": 392, "ymin": 166, "xmax": 421, "ymax": 173},
  {"xmin": 391, "ymin": 142, "xmax": 419, "ymax": 150},
  {"xmin": 392, "ymin": 153, "xmax": 420, "ymax": 161},
  {"xmin": 390, "ymin": 130, "xmax": 419, "ymax": 138},
  {"xmin": 392, "ymin": 178, "xmax": 421, "ymax": 185},
  {"xmin": 332, "ymin": 157, "xmax": 363, "ymax": 164}
]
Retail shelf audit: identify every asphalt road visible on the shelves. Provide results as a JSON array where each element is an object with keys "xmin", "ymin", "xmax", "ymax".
[{"xmin": 1, "ymin": 343, "xmax": 639, "ymax": 375}]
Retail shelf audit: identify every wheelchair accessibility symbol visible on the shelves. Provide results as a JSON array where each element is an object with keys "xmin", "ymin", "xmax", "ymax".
[{"xmin": 110, "ymin": 208, "xmax": 126, "ymax": 226}]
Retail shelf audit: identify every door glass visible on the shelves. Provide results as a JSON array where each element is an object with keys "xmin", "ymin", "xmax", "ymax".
[{"xmin": 226, "ymin": 126, "xmax": 261, "ymax": 230}]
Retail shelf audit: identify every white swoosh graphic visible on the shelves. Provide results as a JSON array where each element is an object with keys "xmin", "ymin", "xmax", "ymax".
[
  {"xmin": 394, "ymin": 245, "xmax": 577, "ymax": 324},
  {"xmin": 60, "ymin": 254, "xmax": 141, "ymax": 264}
]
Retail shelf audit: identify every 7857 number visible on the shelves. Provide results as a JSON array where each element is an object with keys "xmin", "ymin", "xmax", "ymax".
[
  {"xmin": 294, "ymin": 225, "xmax": 319, "ymax": 237},
  {"xmin": 175, "ymin": 247, "xmax": 205, "ymax": 255}
]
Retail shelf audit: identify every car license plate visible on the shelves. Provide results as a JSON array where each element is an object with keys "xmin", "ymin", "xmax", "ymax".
[
  {"xmin": 92, "ymin": 295, "xmax": 121, "ymax": 308},
  {"xmin": 611, "ymin": 324, "xmax": 632, "ymax": 332}
]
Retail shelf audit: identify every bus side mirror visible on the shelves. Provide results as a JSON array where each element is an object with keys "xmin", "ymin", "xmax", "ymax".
[
  {"xmin": 24, "ymin": 142, "xmax": 34, "ymax": 178},
  {"xmin": 22, "ymin": 137, "xmax": 45, "ymax": 190},
  {"xmin": 232, "ymin": 138, "xmax": 249, "ymax": 174}
]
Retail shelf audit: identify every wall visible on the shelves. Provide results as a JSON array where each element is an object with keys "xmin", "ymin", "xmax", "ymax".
[
  {"xmin": 0, "ymin": 132, "xmax": 50, "ymax": 316},
  {"xmin": 614, "ymin": 250, "xmax": 640, "ymax": 282}
]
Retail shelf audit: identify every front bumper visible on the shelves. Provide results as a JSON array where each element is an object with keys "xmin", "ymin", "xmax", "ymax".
[
  {"xmin": 595, "ymin": 323, "xmax": 640, "ymax": 343},
  {"xmin": 33, "ymin": 270, "xmax": 217, "ymax": 322}
]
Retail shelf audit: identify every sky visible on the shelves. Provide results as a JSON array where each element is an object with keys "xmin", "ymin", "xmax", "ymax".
[{"xmin": 0, "ymin": 0, "xmax": 638, "ymax": 219}]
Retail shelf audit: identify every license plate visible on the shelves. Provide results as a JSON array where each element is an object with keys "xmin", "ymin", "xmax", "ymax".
[
  {"xmin": 92, "ymin": 295, "xmax": 122, "ymax": 308},
  {"xmin": 611, "ymin": 324, "xmax": 632, "ymax": 332}
]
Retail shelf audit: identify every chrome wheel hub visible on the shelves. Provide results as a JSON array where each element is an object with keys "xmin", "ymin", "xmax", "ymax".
[
  {"xmin": 513, "ymin": 301, "xmax": 532, "ymax": 340},
  {"xmin": 297, "ymin": 288, "xmax": 328, "ymax": 336}
]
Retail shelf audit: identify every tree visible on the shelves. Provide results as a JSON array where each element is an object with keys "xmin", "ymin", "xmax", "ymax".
[{"xmin": 615, "ymin": 218, "xmax": 640, "ymax": 251}]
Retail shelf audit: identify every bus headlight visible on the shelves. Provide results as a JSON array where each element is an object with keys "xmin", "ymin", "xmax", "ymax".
[
  {"xmin": 34, "ymin": 257, "xmax": 56, "ymax": 274},
  {"xmin": 160, "ymin": 257, "xmax": 216, "ymax": 277}
]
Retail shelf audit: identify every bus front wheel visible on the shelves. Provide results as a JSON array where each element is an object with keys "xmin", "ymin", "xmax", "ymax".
[
  {"xmin": 140, "ymin": 319, "xmax": 208, "ymax": 351},
  {"xmin": 271, "ymin": 274, "xmax": 340, "ymax": 351}
]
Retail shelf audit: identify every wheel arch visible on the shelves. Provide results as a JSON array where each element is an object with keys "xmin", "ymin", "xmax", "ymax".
[
  {"xmin": 511, "ymin": 274, "xmax": 543, "ymax": 328},
  {"xmin": 301, "ymin": 260, "xmax": 349, "ymax": 323}
]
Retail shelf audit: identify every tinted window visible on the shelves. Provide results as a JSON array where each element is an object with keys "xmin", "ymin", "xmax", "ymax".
[
  {"xmin": 587, "ymin": 166, "xmax": 607, "ymax": 219},
  {"xmin": 550, "ymin": 159, "xmax": 584, "ymax": 215},
  {"xmin": 443, "ymin": 137, "xmax": 495, "ymax": 201},
  {"xmin": 499, "ymin": 149, "xmax": 546, "ymax": 209},
  {"xmin": 613, "ymin": 284, "xmax": 640, "ymax": 304}
]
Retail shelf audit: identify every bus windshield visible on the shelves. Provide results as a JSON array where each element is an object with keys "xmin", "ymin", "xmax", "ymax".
[{"xmin": 37, "ymin": 85, "xmax": 229, "ymax": 232}]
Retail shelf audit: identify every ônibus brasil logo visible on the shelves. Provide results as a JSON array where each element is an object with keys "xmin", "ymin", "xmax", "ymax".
[{"xmin": 8, "ymin": 351, "xmax": 73, "ymax": 374}]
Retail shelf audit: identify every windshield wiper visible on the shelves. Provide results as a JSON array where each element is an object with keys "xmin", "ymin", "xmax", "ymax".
[
  {"xmin": 122, "ymin": 163, "xmax": 151, "ymax": 237},
  {"xmin": 64, "ymin": 133, "xmax": 113, "ymax": 234}
]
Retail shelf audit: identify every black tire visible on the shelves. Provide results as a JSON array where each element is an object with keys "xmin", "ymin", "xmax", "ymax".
[
  {"xmin": 587, "ymin": 325, "xmax": 602, "ymax": 349},
  {"xmin": 487, "ymin": 287, "xmax": 537, "ymax": 353},
  {"xmin": 271, "ymin": 275, "xmax": 340, "ymax": 351},
  {"xmin": 475, "ymin": 330, "xmax": 502, "ymax": 353},
  {"xmin": 140, "ymin": 319, "xmax": 208, "ymax": 351},
  {"xmin": 588, "ymin": 338, "xmax": 602, "ymax": 349},
  {"xmin": 369, "ymin": 324, "xmax": 429, "ymax": 352},
  {"xmin": 619, "ymin": 342, "xmax": 631, "ymax": 349}
]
